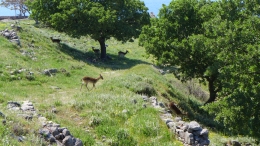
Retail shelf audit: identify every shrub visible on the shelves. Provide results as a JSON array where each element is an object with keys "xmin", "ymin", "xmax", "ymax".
[
  {"xmin": 72, "ymin": 102, "xmax": 87, "ymax": 111},
  {"xmin": 112, "ymin": 130, "xmax": 137, "ymax": 146},
  {"xmin": 54, "ymin": 100, "xmax": 62, "ymax": 106},
  {"xmin": 133, "ymin": 82, "xmax": 156, "ymax": 97},
  {"xmin": 12, "ymin": 123, "xmax": 29, "ymax": 136}
]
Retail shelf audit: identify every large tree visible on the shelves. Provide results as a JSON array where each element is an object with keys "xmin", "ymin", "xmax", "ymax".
[
  {"xmin": 26, "ymin": 0, "xmax": 150, "ymax": 59},
  {"xmin": 204, "ymin": 0, "xmax": 260, "ymax": 138},
  {"xmin": 139, "ymin": 0, "xmax": 260, "ymax": 138},
  {"xmin": 139, "ymin": 0, "xmax": 219, "ymax": 104}
]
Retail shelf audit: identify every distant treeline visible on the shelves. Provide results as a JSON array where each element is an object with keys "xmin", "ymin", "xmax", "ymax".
[{"xmin": 0, "ymin": 16, "xmax": 28, "ymax": 20}]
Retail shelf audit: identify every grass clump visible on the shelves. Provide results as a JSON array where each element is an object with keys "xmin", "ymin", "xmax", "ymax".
[{"xmin": 112, "ymin": 129, "xmax": 137, "ymax": 146}]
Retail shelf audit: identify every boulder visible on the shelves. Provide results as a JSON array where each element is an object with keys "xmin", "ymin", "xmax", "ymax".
[
  {"xmin": 184, "ymin": 132, "xmax": 194, "ymax": 145},
  {"xmin": 200, "ymin": 128, "xmax": 209, "ymax": 139},
  {"xmin": 62, "ymin": 129, "xmax": 71, "ymax": 137},
  {"xmin": 74, "ymin": 138, "xmax": 83, "ymax": 146},
  {"xmin": 62, "ymin": 135, "xmax": 74, "ymax": 146},
  {"xmin": 188, "ymin": 121, "xmax": 201, "ymax": 132}
]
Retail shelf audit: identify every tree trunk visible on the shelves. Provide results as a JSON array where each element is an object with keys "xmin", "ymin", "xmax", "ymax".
[
  {"xmin": 34, "ymin": 13, "xmax": 39, "ymax": 24},
  {"xmin": 205, "ymin": 76, "xmax": 217, "ymax": 105},
  {"xmin": 98, "ymin": 37, "xmax": 106, "ymax": 59}
]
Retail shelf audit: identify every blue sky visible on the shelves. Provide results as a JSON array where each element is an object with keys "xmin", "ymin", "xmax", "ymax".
[
  {"xmin": 142, "ymin": 0, "xmax": 171, "ymax": 16},
  {"xmin": 0, "ymin": 0, "xmax": 172, "ymax": 16}
]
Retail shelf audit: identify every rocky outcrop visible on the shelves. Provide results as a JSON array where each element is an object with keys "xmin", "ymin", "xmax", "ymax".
[
  {"xmin": 1, "ymin": 28, "xmax": 21, "ymax": 46},
  {"xmin": 38, "ymin": 120, "xmax": 83, "ymax": 146},
  {"xmin": 7, "ymin": 101, "xmax": 83, "ymax": 145}
]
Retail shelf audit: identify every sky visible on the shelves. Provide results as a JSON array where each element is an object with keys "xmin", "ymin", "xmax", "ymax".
[
  {"xmin": 0, "ymin": 0, "xmax": 172, "ymax": 16},
  {"xmin": 142, "ymin": 0, "xmax": 171, "ymax": 16}
]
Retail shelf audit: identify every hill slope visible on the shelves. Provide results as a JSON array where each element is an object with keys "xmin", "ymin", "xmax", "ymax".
[
  {"xmin": 0, "ymin": 19, "xmax": 187, "ymax": 146},
  {"xmin": 0, "ymin": 19, "xmax": 257, "ymax": 146}
]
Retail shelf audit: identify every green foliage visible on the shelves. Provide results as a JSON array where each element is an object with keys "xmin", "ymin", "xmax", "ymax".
[
  {"xmin": 72, "ymin": 101, "xmax": 87, "ymax": 112},
  {"xmin": 139, "ymin": 0, "xmax": 220, "ymax": 104},
  {"xmin": 69, "ymin": 127, "xmax": 95, "ymax": 146},
  {"xmin": 133, "ymin": 82, "xmax": 156, "ymax": 97},
  {"xmin": 128, "ymin": 107, "xmax": 182, "ymax": 146},
  {"xmin": 27, "ymin": 0, "xmax": 150, "ymax": 58},
  {"xmin": 112, "ymin": 129, "xmax": 137, "ymax": 146},
  {"xmin": 54, "ymin": 100, "xmax": 62, "ymax": 106},
  {"xmin": 139, "ymin": 0, "xmax": 260, "ymax": 139},
  {"xmin": 0, "ymin": 122, "xmax": 9, "ymax": 137},
  {"xmin": 116, "ymin": 73, "xmax": 156, "ymax": 96}
]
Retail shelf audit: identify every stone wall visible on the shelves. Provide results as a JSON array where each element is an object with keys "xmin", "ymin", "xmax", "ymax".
[
  {"xmin": 144, "ymin": 95, "xmax": 210, "ymax": 146},
  {"xmin": 6, "ymin": 101, "xmax": 83, "ymax": 146}
]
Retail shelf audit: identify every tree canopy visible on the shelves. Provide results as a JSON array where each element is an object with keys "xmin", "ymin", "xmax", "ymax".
[
  {"xmin": 1, "ymin": 0, "xmax": 29, "ymax": 16},
  {"xmin": 139, "ymin": 0, "xmax": 260, "ymax": 138},
  {"xmin": 26, "ymin": 0, "xmax": 150, "ymax": 59}
]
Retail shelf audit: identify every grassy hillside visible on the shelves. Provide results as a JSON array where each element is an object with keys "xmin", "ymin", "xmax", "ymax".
[{"xmin": 0, "ymin": 19, "xmax": 258, "ymax": 146}]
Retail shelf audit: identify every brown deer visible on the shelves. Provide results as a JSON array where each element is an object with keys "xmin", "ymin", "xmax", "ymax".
[
  {"xmin": 92, "ymin": 47, "xmax": 100, "ymax": 54},
  {"xmin": 118, "ymin": 50, "xmax": 129, "ymax": 57},
  {"xmin": 80, "ymin": 74, "xmax": 103, "ymax": 91},
  {"xmin": 167, "ymin": 101, "xmax": 187, "ymax": 116},
  {"xmin": 50, "ymin": 37, "xmax": 61, "ymax": 44}
]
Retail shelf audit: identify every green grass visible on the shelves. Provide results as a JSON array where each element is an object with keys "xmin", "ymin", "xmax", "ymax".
[{"xmin": 0, "ymin": 19, "xmax": 258, "ymax": 146}]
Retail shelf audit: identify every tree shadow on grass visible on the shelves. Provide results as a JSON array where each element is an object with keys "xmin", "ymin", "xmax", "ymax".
[{"xmin": 58, "ymin": 43, "xmax": 151, "ymax": 70}]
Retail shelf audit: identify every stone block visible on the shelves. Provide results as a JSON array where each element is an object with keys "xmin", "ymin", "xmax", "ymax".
[
  {"xmin": 167, "ymin": 121, "xmax": 175, "ymax": 129},
  {"xmin": 176, "ymin": 129, "xmax": 185, "ymax": 139},
  {"xmin": 188, "ymin": 121, "xmax": 201, "ymax": 133},
  {"xmin": 62, "ymin": 129, "xmax": 71, "ymax": 137},
  {"xmin": 62, "ymin": 135, "xmax": 74, "ymax": 146},
  {"xmin": 174, "ymin": 117, "xmax": 182, "ymax": 122},
  {"xmin": 165, "ymin": 119, "xmax": 174, "ymax": 124},
  {"xmin": 200, "ymin": 128, "xmax": 209, "ymax": 139},
  {"xmin": 184, "ymin": 131, "xmax": 194, "ymax": 145}
]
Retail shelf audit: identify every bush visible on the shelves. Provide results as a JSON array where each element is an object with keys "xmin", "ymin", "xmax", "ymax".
[
  {"xmin": 112, "ymin": 130, "xmax": 137, "ymax": 146},
  {"xmin": 12, "ymin": 123, "xmax": 29, "ymax": 136},
  {"xmin": 54, "ymin": 100, "xmax": 62, "ymax": 106},
  {"xmin": 133, "ymin": 82, "xmax": 156, "ymax": 97}
]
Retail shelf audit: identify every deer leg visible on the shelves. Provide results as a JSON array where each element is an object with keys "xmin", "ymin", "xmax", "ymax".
[
  {"xmin": 89, "ymin": 83, "xmax": 95, "ymax": 90},
  {"xmin": 86, "ymin": 83, "xmax": 90, "ymax": 90},
  {"xmin": 80, "ymin": 83, "xmax": 84, "ymax": 91}
]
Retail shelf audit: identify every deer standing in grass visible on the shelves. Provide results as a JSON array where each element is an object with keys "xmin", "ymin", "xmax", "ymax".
[
  {"xmin": 118, "ymin": 50, "xmax": 129, "ymax": 57},
  {"xmin": 167, "ymin": 101, "xmax": 187, "ymax": 117},
  {"xmin": 50, "ymin": 37, "xmax": 61, "ymax": 44},
  {"xmin": 80, "ymin": 74, "xmax": 103, "ymax": 91},
  {"xmin": 92, "ymin": 47, "xmax": 100, "ymax": 54}
]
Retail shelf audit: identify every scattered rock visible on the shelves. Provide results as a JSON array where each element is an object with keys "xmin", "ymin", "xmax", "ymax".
[
  {"xmin": 1, "ymin": 28, "xmax": 20, "ymax": 46},
  {"xmin": 43, "ymin": 68, "xmax": 58, "ymax": 76},
  {"xmin": 6, "ymin": 100, "xmax": 83, "ymax": 144},
  {"xmin": 122, "ymin": 109, "xmax": 128, "ymax": 114},
  {"xmin": 131, "ymin": 99, "xmax": 137, "ymax": 104}
]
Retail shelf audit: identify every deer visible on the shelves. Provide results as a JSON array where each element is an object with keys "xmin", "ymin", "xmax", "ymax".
[
  {"xmin": 167, "ymin": 101, "xmax": 187, "ymax": 116},
  {"xmin": 50, "ymin": 37, "xmax": 61, "ymax": 44},
  {"xmin": 80, "ymin": 74, "xmax": 103, "ymax": 91},
  {"xmin": 118, "ymin": 50, "xmax": 129, "ymax": 57},
  {"xmin": 92, "ymin": 47, "xmax": 100, "ymax": 54}
]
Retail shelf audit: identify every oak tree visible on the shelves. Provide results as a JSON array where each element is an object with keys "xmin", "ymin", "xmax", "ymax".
[
  {"xmin": 27, "ymin": 0, "xmax": 150, "ymax": 59},
  {"xmin": 139, "ymin": 0, "xmax": 260, "ymax": 138}
]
